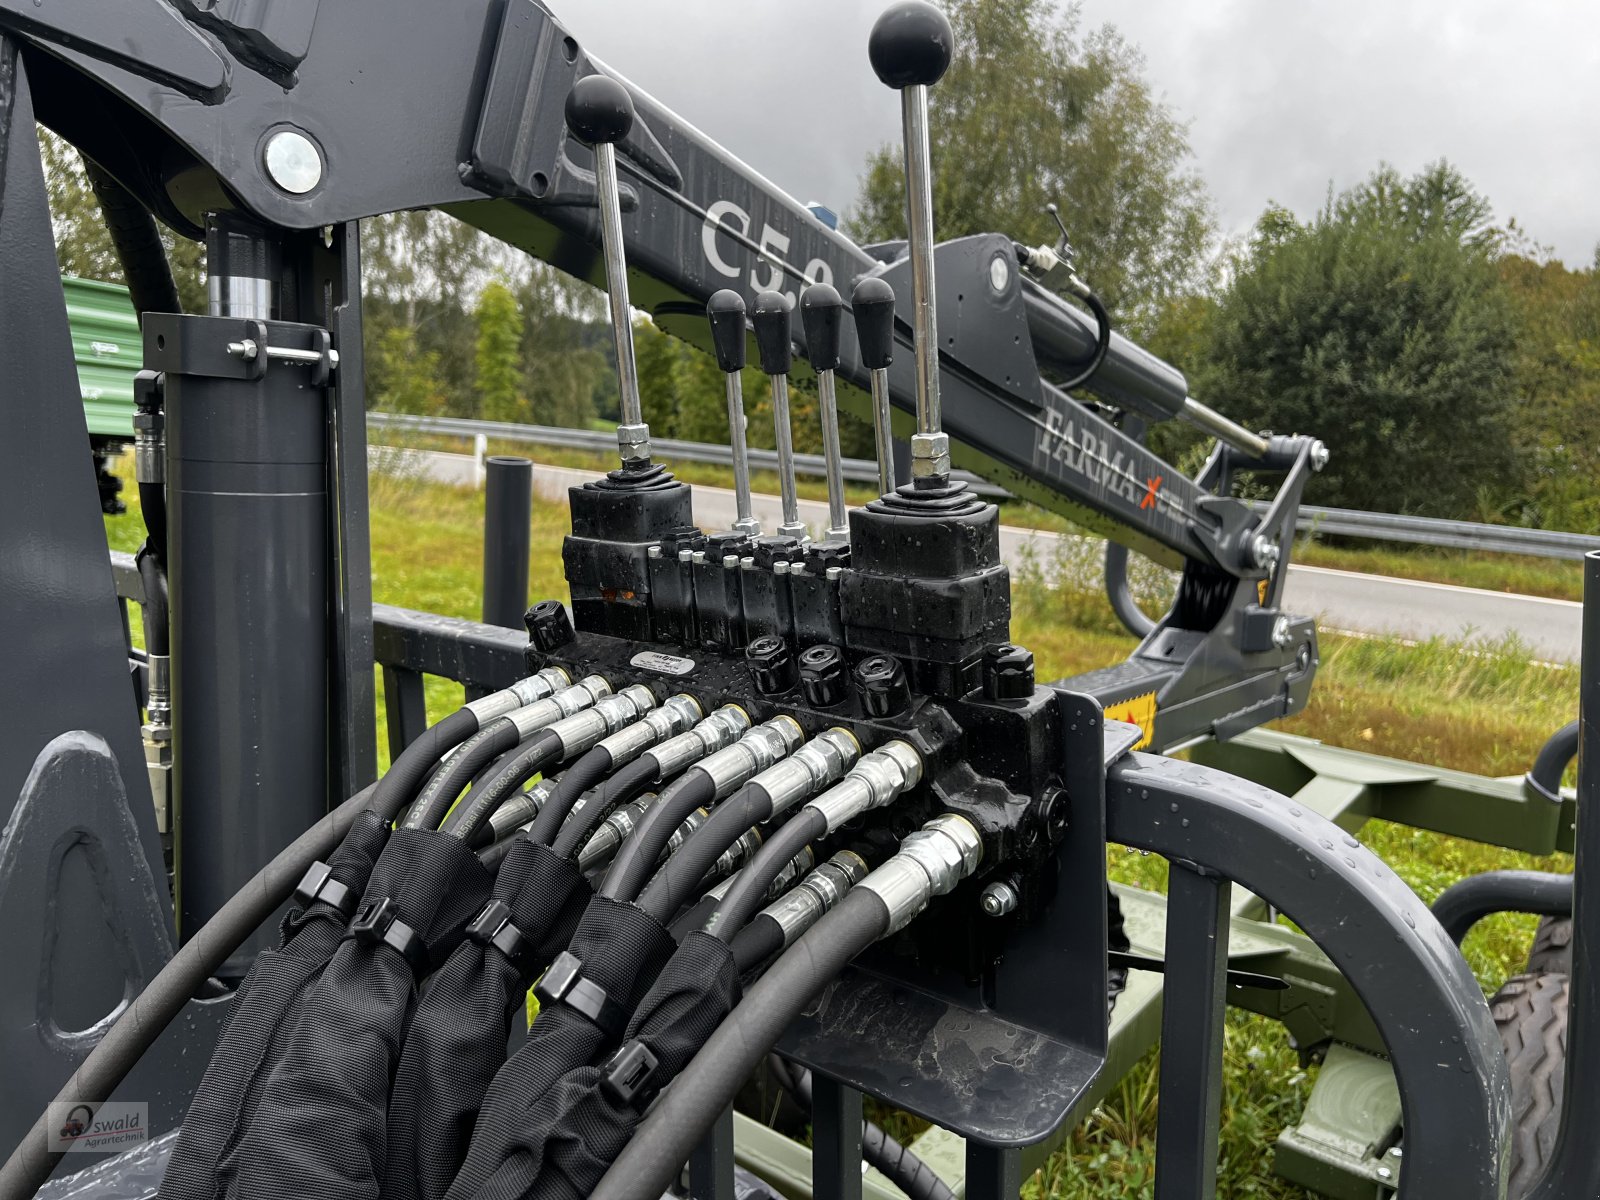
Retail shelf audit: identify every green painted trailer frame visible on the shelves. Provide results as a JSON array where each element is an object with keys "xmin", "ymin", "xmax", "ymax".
[{"xmin": 61, "ymin": 275, "xmax": 141, "ymax": 443}]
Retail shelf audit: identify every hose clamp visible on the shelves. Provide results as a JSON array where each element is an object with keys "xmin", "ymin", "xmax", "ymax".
[
  {"xmin": 535, "ymin": 951, "xmax": 628, "ymax": 1040},
  {"xmin": 347, "ymin": 897, "xmax": 429, "ymax": 977},
  {"xmin": 465, "ymin": 898, "xmax": 539, "ymax": 978},
  {"xmin": 293, "ymin": 860, "xmax": 356, "ymax": 918}
]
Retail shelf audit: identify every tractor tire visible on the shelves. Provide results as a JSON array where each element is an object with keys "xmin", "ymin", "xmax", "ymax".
[
  {"xmin": 1490, "ymin": 971, "xmax": 1569, "ymax": 1199},
  {"xmin": 1525, "ymin": 916, "xmax": 1573, "ymax": 976}
]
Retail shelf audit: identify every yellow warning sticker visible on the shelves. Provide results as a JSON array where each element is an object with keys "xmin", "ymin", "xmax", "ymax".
[{"xmin": 1104, "ymin": 691, "xmax": 1157, "ymax": 750}]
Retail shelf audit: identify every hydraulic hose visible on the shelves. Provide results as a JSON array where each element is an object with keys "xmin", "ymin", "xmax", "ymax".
[
  {"xmin": 383, "ymin": 669, "xmax": 572, "ymax": 823},
  {"xmin": 709, "ymin": 808, "xmax": 827, "ymax": 938},
  {"xmin": 601, "ymin": 718, "xmax": 801, "ymax": 902},
  {"xmin": 711, "ymin": 742, "xmax": 922, "ymax": 940},
  {"xmin": 403, "ymin": 719, "xmax": 527, "ymax": 830},
  {"xmin": 1104, "ymin": 541, "xmax": 1157, "ymax": 639},
  {"xmin": 590, "ymin": 815, "xmax": 981, "ymax": 1200},
  {"xmin": 1055, "ymin": 286, "xmax": 1112, "ymax": 392},
  {"xmin": 375, "ymin": 711, "xmax": 477, "ymax": 821},
  {"xmin": 438, "ymin": 728, "xmax": 559, "ymax": 836},
  {"xmin": 1526, "ymin": 719, "xmax": 1580, "ymax": 803},
  {"xmin": 553, "ymin": 704, "xmax": 751, "ymax": 859},
  {"xmin": 82, "ymin": 158, "xmax": 182, "ymax": 321},
  {"xmin": 637, "ymin": 730, "xmax": 857, "ymax": 922},
  {"xmin": 776, "ymin": 1058, "xmax": 956, "ymax": 1200},
  {"xmin": 601, "ymin": 771, "xmax": 716, "ymax": 902},
  {"xmin": 637, "ymin": 785, "xmax": 765, "ymax": 921},
  {"xmin": 407, "ymin": 675, "xmax": 611, "ymax": 831},
  {"xmin": 0, "ymin": 783, "xmax": 375, "ymax": 1200},
  {"xmin": 527, "ymin": 746, "xmax": 618, "ymax": 843},
  {"xmin": 591, "ymin": 887, "xmax": 891, "ymax": 1200},
  {"xmin": 135, "ymin": 546, "xmax": 171, "ymax": 656},
  {"xmin": 729, "ymin": 912, "xmax": 784, "ymax": 972},
  {"xmin": 528, "ymin": 694, "xmax": 704, "ymax": 844},
  {"xmin": 552, "ymin": 756, "xmax": 657, "ymax": 858}
]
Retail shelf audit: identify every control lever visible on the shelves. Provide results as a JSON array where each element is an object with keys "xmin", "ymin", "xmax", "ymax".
[
  {"xmin": 869, "ymin": 0, "xmax": 955, "ymax": 485},
  {"xmin": 751, "ymin": 290, "xmax": 807, "ymax": 540},
  {"xmin": 849, "ymin": 277, "xmax": 897, "ymax": 496},
  {"xmin": 706, "ymin": 290, "xmax": 761, "ymax": 538},
  {"xmin": 799, "ymin": 283, "xmax": 849, "ymax": 540},
  {"xmin": 565, "ymin": 75, "xmax": 651, "ymax": 470}
]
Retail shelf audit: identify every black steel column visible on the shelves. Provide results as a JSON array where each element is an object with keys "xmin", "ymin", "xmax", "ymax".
[
  {"xmin": 1153, "ymin": 862, "xmax": 1229, "ymax": 1200},
  {"xmin": 166, "ymin": 216, "xmax": 329, "ymax": 971},
  {"xmin": 1530, "ymin": 549, "xmax": 1600, "ymax": 1200},
  {"xmin": 811, "ymin": 1076, "xmax": 863, "ymax": 1200},
  {"xmin": 686, "ymin": 1105, "xmax": 735, "ymax": 1200},
  {"xmin": 483, "ymin": 455, "xmax": 533, "ymax": 629}
]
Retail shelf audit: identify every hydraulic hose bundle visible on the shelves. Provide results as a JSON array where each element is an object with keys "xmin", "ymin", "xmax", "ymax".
[
  {"xmin": 153, "ymin": 670, "xmax": 570, "ymax": 1200},
  {"xmin": 383, "ymin": 695, "xmax": 704, "ymax": 1200},
  {"xmin": 591, "ymin": 815, "xmax": 984, "ymax": 1200}
]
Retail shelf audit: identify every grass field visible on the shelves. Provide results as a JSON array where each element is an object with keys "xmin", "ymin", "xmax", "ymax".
[{"xmin": 106, "ymin": 459, "xmax": 1580, "ymax": 1198}]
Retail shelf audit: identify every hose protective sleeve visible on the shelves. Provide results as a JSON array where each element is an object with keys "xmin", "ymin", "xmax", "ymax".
[
  {"xmin": 159, "ymin": 810, "xmax": 390, "ymax": 1200},
  {"xmin": 589, "ymin": 888, "xmax": 891, "ymax": 1200},
  {"xmin": 385, "ymin": 840, "xmax": 591, "ymax": 1200}
]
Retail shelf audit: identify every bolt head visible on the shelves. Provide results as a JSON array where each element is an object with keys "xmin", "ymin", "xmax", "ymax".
[
  {"xmin": 1271, "ymin": 614, "xmax": 1292, "ymax": 649},
  {"xmin": 980, "ymin": 880, "xmax": 1018, "ymax": 917},
  {"xmin": 263, "ymin": 128, "xmax": 323, "ymax": 194},
  {"xmin": 1251, "ymin": 534, "xmax": 1280, "ymax": 569}
]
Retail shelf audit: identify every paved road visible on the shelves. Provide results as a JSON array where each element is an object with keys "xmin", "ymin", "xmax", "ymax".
[{"xmin": 376, "ymin": 451, "xmax": 1585, "ymax": 663}]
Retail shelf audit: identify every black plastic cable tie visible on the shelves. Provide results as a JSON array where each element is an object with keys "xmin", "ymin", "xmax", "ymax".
[
  {"xmin": 465, "ymin": 898, "xmax": 538, "ymax": 976},
  {"xmin": 346, "ymin": 896, "xmax": 429, "ymax": 977},
  {"xmin": 600, "ymin": 1038, "xmax": 661, "ymax": 1109},
  {"xmin": 534, "ymin": 950, "xmax": 628, "ymax": 1040},
  {"xmin": 293, "ymin": 860, "xmax": 356, "ymax": 918}
]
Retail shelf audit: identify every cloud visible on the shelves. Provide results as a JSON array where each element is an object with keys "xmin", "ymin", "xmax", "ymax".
[{"xmin": 554, "ymin": 0, "xmax": 1600, "ymax": 266}]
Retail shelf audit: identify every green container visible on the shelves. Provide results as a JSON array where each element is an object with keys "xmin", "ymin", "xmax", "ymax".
[{"xmin": 63, "ymin": 275, "xmax": 142, "ymax": 441}]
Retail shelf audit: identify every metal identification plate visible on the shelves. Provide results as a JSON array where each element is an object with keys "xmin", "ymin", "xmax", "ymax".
[{"xmin": 630, "ymin": 650, "xmax": 696, "ymax": 677}]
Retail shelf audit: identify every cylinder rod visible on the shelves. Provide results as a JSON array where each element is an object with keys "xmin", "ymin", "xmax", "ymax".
[{"xmin": 1182, "ymin": 396, "xmax": 1270, "ymax": 459}]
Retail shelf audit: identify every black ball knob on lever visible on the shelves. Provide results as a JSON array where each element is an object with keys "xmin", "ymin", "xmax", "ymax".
[
  {"xmin": 867, "ymin": 0, "xmax": 955, "ymax": 90},
  {"xmin": 563, "ymin": 74, "xmax": 635, "ymax": 146}
]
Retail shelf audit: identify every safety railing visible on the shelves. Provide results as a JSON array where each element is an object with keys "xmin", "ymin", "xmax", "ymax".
[{"xmin": 369, "ymin": 411, "xmax": 1600, "ymax": 560}]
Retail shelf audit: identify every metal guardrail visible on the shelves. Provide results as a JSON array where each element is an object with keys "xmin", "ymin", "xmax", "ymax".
[
  {"xmin": 367, "ymin": 411, "xmax": 1600, "ymax": 561},
  {"xmin": 365, "ymin": 411, "xmax": 1011, "ymax": 499}
]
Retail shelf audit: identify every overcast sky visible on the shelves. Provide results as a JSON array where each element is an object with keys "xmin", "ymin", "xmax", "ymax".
[{"xmin": 555, "ymin": 0, "xmax": 1600, "ymax": 268}]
